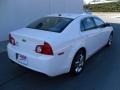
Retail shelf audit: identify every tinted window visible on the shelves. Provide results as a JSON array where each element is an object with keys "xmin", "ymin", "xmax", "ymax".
[
  {"xmin": 80, "ymin": 21, "xmax": 85, "ymax": 32},
  {"xmin": 94, "ymin": 17, "xmax": 104, "ymax": 26},
  {"xmin": 81, "ymin": 17, "xmax": 96, "ymax": 31},
  {"xmin": 27, "ymin": 17, "xmax": 73, "ymax": 33}
]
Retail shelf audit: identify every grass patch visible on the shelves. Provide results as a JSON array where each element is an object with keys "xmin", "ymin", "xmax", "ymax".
[{"xmin": 84, "ymin": 1, "xmax": 120, "ymax": 12}]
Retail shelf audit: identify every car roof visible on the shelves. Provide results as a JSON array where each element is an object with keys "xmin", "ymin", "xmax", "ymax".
[{"xmin": 48, "ymin": 13, "xmax": 93, "ymax": 19}]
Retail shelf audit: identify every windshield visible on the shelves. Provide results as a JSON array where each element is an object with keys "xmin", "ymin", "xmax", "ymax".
[{"xmin": 27, "ymin": 17, "xmax": 73, "ymax": 33}]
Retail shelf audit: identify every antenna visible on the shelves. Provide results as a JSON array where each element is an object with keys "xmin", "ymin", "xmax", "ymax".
[{"xmin": 58, "ymin": 14, "xmax": 62, "ymax": 16}]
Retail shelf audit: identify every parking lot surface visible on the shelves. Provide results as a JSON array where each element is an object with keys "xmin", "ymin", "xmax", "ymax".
[{"xmin": 0, "ymin": 23, "xmax": 120, "ymax": 90}]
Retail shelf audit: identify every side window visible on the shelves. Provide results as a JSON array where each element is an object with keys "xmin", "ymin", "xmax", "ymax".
[
  {"xmin": 80, "ymin": 21, "xmax": 85, "ymax": 32},
  {"xmin": 93, "ymin": 17, "xmax": 104, "ymax": 26},
  {"xmin": 80, "ymin": 17, "xmax": 96, "ymax": 31}
]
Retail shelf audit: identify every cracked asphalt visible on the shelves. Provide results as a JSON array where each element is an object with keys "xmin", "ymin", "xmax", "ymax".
[{"xmin": 0, "ymin": 23, "xmax": 120, "ymax": 90}]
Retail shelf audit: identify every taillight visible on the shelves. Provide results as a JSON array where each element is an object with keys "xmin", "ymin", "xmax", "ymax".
[
  {"xmin": 9, "ymin": 34, "xmax": 16, "ymax": 45},
  {"xmin": 35, "ymin": 42, "xmax": 53, "ymax": 55}
]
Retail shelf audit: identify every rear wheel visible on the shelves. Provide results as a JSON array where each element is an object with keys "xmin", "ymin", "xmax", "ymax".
[{"xmin": 70, "ymin": 50, "xmax": 85, "ymax": 75}]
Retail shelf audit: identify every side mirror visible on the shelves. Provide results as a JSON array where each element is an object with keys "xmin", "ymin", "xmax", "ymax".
[
  {"xmin": 104, "ymin": 23, "xmax": 111, "ymax": 27},
  {"xmin": 99, "ymin": 23, "xmax": 111, "ymax": 28}
]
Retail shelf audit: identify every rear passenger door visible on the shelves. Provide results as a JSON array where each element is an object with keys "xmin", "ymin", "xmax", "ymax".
[{"xmin": 80, "ymin": 17, "xmax": 102, "ymax": 57}]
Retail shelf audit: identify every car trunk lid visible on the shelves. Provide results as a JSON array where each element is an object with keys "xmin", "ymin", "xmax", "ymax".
[{"xmin": 10, "ymin": 28, "xmax": 58, "ymax": 55}]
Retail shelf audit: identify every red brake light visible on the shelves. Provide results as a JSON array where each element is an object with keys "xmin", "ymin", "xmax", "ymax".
[
  {"xmin": 35, "ymin": 42, "xmax": 53, "ymax": 55},
  {"xmin": 9, "ymin": 34, "xmax": 16, "ymax": 45}
]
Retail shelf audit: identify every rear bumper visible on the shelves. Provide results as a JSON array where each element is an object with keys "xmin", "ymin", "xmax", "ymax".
[{"xmin": 7, "ymin": 44, "xmax": 69, "ymax": 76}]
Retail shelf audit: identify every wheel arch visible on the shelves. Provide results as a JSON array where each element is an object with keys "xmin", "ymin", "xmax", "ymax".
[
  {"xmin": 68, "ymin": 47, "xmax": 87, "ymax": 72},
  {"xmin": 68, "ymin": 47, "xmax": 87, "ymax": 73},
  {"xmin": 73, "ymin": 47, "xmax": 86, "ymax": 61},
  {"xmin": 111, "ymin": 31, "xmax": 113, "ymax": 36}
]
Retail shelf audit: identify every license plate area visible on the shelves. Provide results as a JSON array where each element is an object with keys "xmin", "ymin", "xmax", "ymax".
[{"xmin": 16, "ymin": 53, "xmax": 28, "ymax": 65}]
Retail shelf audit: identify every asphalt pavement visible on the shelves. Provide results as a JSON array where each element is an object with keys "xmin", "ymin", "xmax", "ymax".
[{"xmin": 0, "ymin": 23, "xmax": 120, "ymax": 90}]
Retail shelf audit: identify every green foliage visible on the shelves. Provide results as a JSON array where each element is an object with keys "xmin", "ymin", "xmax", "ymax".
[{"xmin": 84, "ymin": 1, "xmax": 120, "ymax": 12}]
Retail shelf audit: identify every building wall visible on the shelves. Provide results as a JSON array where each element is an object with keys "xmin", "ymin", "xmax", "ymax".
[
  {"xmin": 0, "ymin": 0, "xmax": 83, "ymax": 41},
  {"xmin": 51, "ymin": 0, "xmax": 83, "ymax": 13}
]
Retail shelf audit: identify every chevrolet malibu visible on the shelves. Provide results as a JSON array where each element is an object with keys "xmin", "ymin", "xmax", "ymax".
[{"xmin": 7, "ymin": 14, "xmax": 113, "ymax": 76}]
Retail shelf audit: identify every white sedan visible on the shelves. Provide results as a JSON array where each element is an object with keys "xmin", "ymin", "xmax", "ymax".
[{"xmin": 7, "ymin": 14, "xmax": 113, "ymax": 76}]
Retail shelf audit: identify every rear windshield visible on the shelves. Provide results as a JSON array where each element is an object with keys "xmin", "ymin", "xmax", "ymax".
[{"xmin": 27, "ymin": 17, "xmax": 73, "ymax": 33}]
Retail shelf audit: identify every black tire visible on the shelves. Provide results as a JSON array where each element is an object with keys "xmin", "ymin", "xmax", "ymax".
[
  {"xmin": 70, "ymin": 49, "xmax": 86, "ymax": 75},
  {"xmin": 107, "ymin": 34, "xmax": 113, "ymax": 47}
]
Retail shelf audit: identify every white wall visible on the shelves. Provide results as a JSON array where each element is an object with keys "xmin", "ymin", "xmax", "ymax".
[
  {"xmin": 0, "ymin": 0, "xmax": 83, "ymax": 41},
  {"xmin": 51, "ymin": 0, "xmax": 83, "ymax": 13}
]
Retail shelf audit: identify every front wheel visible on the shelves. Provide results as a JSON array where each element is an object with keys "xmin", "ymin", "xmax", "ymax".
[
  {"xmin": 70, "ymin": 50, "xmax": 85, "ymax": 75},
  {"xmin": 107, "ymin": 34, "xmax": 113, "ymax": 46}
]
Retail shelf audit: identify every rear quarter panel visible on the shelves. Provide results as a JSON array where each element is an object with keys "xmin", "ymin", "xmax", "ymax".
[{"xmin": 51, "ymin": 18, "xmax": 88, "ymax": 72}]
